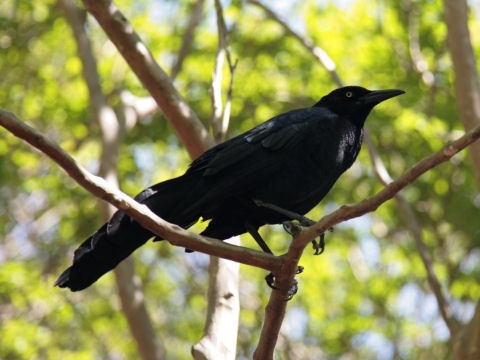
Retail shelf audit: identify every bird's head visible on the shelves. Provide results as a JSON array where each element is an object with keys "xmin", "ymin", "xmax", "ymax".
[{"xmin": 315, "ymin": 86, "xmax": 405, "ymax": 127}]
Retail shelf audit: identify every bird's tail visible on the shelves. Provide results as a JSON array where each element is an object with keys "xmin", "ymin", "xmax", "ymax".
[{"xmin": 54, "ymin": 174, "xmax": 199, "ymax": 291}]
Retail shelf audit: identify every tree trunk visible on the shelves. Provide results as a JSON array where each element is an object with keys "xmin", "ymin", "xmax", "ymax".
[
  {"xmin": 444, "ymin": 0, "xmax": 480, "ymax": 189},
  {"xmin": 60, "ymin": 1, "xmax": 165, "ymax": 358}
]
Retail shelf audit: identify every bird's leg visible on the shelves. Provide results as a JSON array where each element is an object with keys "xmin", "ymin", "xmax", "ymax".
[
  {"xmin": 253, "ymin": 199, "xmax": 315, "ymax": 227},
  {"xmin": 245, "ymin": 221, "xmax": 274, "ymax": 255},
  {"xmin": 311, "ymin": 227, "xmax": 334, "ymax": 255},
  {"xmin": 253, "ymin": 199, "xmax": 333, "ymax": 255},
  {"xmin": 245, "ymin": 221, "xmax": 302, "ymax": 298}
]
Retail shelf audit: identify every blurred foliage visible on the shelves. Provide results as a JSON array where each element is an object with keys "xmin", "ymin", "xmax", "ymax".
[{"xmin": 1, "ymin": 0, "xmax": 480, "ymax": 359}]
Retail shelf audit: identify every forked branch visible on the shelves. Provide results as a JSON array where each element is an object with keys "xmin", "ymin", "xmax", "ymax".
[
  {"xmin": 253, "ymin": 123, "xmax": 480, "ymax": 359},
  {"xmin": 0, "ymin": 109, "xmax": 280, "ymax": 274},
  {"xmin": 2, "ymin": 108, "xmax": 480, "ymax": 359}
]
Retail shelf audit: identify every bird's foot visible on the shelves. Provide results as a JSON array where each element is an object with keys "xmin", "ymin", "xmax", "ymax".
[
  {"xmin": 265, "ymin": 272, "xmax": 278, "ymax": 289},
  {"xmin": 285, "ymin": 279, "xmax": 298, "ymax": 301},
  {"xmin": 311, "ymin": 227, "xmax": 334, "ymax": 255},
  {"xmin": 254, "ymin": 199, "xmax": 315, "ymax": 227},
  {"xmin": 282, "ymin": 221, "xmax": 303, "ymax": 235},
  {"xmin": 265, "ymin": 266, "xmax": 303, "ymax": 301}
]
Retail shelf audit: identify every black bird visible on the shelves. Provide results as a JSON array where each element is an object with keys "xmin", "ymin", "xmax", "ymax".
[{"xmin": 55, "ymin": 86, "xmax": 404, "ymax": 291}]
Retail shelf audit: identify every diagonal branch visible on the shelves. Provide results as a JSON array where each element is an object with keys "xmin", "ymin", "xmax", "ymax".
[
  {"xmin": 305, "ymin": 124, "xmax": 480, "ymax": 245},
  {"xmin": 59, "ymin": 1, "xmax": 166, "ymax": 358},
  {"xmin": 247, "ymin": 2, "xmax": 464, "ymax": 352},
  {"xmin": 170, "ymin": 0, "xmax": 205, "ymax": 80},
  {"xmin": 2, "ymin": 109, "xmax": 480, "ymax": 359},
  {"xmin": 0, "ymin": 109, "xmax": 281, "ymax": 274},
  {"xmin": 210, "ymin": 0, "xmax": 238, "ymax": 143},
  {"xmin": 247, "ymin": 0, "xmax": 343, "ymax": 87},
  {"xmin": 80, "ymin": 0, "xmax": 214, "ymax": 159},
  {"xmin": 405, "ymin": 1, "xmax": 435, "ymax": 86},
  {"xmin": 444, "ymin": 0, "xmax": 480, "ymax": 189},
  {"xmin": 254, "ymin": 124, "xmax": 480, "ymax": 358},
  {"xmin": 364, "ymin": 130, "xmax": 458, "ymax": 332},
  {"xmin": 191, "ymin": 2, "xmax": 240, "ymax": 359}
]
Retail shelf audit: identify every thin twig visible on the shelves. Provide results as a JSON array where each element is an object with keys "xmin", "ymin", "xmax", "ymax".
[
  {"xmin": 211, "ymin": 0, "xmax": 237, "ymax": 143},
  {"xmin": 247, "ymin": 0, "xmax": 343, "ymax": 87},
  {"xmin": 59, "ymin": 1, "xmax": 166, "ymax": 358},
  {"xmin": 170, "ymin": 0, "xmax": 205, "ymax": 80},
  {"xmin": 406, "ymin": 1, "xmax": 435, "ymax": 85},
  {"xmin": 364, "ymin": 129, "xmax": 457, "ymax": 331},
  {"xmin": 192, "ymin": 3, "xmax": 240, "ymax": 358},
  {"xmin": 221, "ymin": 58, "xmax": 238, "ymax": 143}
]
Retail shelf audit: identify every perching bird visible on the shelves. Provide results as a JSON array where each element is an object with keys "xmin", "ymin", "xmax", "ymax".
[{"xmin": 55, "ymin": 86, "xmax": 404, "ymax": 291}]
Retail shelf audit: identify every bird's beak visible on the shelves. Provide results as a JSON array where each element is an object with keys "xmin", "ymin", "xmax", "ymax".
[{"xmin": 361, "ymin": 89, "xmax": 405, "ymax": 104}]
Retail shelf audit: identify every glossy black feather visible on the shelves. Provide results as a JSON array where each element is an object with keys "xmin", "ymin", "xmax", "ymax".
[{"xmin": 55, "ymin": 86, "xmax": 404, "ymax": 291}]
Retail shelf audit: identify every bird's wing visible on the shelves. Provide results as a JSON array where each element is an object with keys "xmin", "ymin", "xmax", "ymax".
[
  {"xmin": 182, "ymin": 107, "xmax": 339, "ymax": 215},
  {"xmin": 190, "ymin": 107, "xmax": 336, "ymax": 176}
]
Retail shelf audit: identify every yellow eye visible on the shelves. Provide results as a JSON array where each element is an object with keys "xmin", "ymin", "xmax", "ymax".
[{"xmin": 345, "ymin": 91, "xmax": 353, "ymax": 98}]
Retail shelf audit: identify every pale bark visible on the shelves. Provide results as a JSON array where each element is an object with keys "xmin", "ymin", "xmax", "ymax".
[
  {"xmin": 59, "ymin": 1, "xmax": 165, "ymax": 358},
  {"xmin": 191, "ymin": 238, "xmax": 240, "ymax": 360},
  {"xmin": 191, "ymin": 2, "xmax": 240, "ymax": 357},
  {"xmin": 3, "ymin": 108, "xmax": 479, "ymax": 359},
  {"xmin": 445, "ymin": 0, "xmax": 480, "ymax": 189},
  {"xmin": 0, "ymin": 109, "xmax": 281, "ymax": 269},
  {"xmin": 246, "ymin": 3, "xmax": 464, "ymax": 354},
  {"xmin": 78, "ymin": 2, "xmax": 241, "ymax": 358},
  {"xmin": 80, "ymin": 0, "xmax": 214, "ymax": 159},
  {"xmin": 209, "ymin": 0, "xmax": 237, "ymax": 143},
  {"xmin": 253, "ymin": 123, "xmax": 480, "ymax": 358},
  {"xmin": 444, "ymin": 0, "xmax": 480, "ymax": 358}
]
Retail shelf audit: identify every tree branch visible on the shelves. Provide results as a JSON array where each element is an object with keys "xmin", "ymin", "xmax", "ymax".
[
  {"xmin": 247, "ymin": 0, "xmax": 343, "ymax": 87},
  {"xmin": 191, "ymin": 244, "xmax": 240, "ymax": 360},
  {"xmin": 170, "ymin": 0, "xmax": 205, "ymax": 80},
  {"xmin": 210, "ymin": 0, "xmax": 237, "ymax": 143},
  {"xmin": 80, "ymin": 0, "xmax": 214, "ymax": 159},
  {"xmin": 253, "ymin": 124, "xmax": 480, "ymax": 358},
  {"xmin": 59, "ymin": 1, "xmax": 167, "ymax": 358},
  {"xmin": 0, "ymin": 109, "xmax": 281, "ymax": 274},
  {"xmin": 2, "ymin": 109, "xmax": 480, "ymax": 358},
  {"xmin": 305, "ymin": 124, "xmax": 480, "ymax": 244},
  {"xmin": 364, "ymin": 129, "xmax": 457, "ymax": 332},
  {"xmin": 192, "ymin": 3, "xmax": 240, "ymax": 358},
  {"xmin": 444, "ymin": 1, "xmax": 480, "ymax": 357},
  {"xmin": 406, "ymin": 1, "xmax": 435, "ymax": 86},
  {"xmin": 444, "ymin": 0, "xmax": 480, "ymax": 189},
  {"xmin": 246, "ymin": 3, "xmax": 465, "ymax": 353}
]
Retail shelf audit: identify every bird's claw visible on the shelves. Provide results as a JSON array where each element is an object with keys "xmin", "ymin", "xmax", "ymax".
[
  {"xmin": 312, "ymin": 234, "xmax": 325, "ymax": 255},
  {"xmin": 311, "ymin": 227, "xmax": 334, "ymax": 255},
  {"xmin": 282, "ymin": 221, "xmax": 302, "ymax": 235},
  {"xmin": 285, "ymin": 279, "xmax": 298, "ymax": 301},
  {"xmin": 265, "ymin": 272, "xmax": 279, "ymax": 290},
  {"xmin": 299, "ymin": 217, "xmax": 316, "ymax": 227},
  {"xmin": 265, "ymin": 266, "xmax": 303, "ymax": 300}
]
